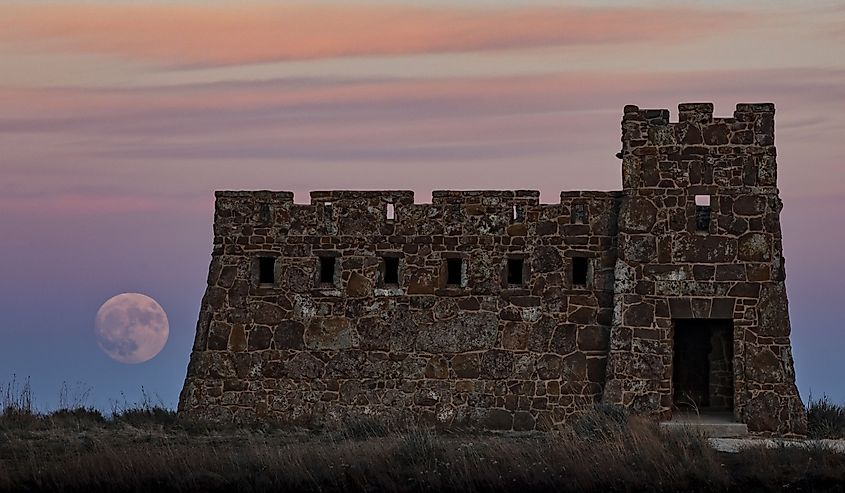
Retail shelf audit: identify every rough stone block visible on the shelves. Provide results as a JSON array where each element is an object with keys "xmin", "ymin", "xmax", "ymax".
[
  {"xmin": 305, "ymin": 317, "xmax": 353, "ymax": 350},
  {"xmin": 416, "ymin": 312, "xmax": 498, "ymax": 353}
]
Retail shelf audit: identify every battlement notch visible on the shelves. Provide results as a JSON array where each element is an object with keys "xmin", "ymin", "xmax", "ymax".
[{"xmin": 622, "ymin": 102, "xmax": 778, "ymax": 190}]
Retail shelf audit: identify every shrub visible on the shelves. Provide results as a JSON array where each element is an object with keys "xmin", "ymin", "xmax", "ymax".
[
  {"xmin": 394, "ymin": 427, "xmax": 442, "ymax": 466},
  {"xmin": 115, "ymin": 406, "xmax": 179, "ymax": 427},
  {"xmin": 110, "ymin": 387, "xmax": 180, "ymax": 428},
  {"xmin": 806, "ymin": 394, "xmax": 845, "ymax": 439},
  {"xmin": 48, "ymin": 408, "xmax": 107, "ymax": 429},
  {"xmin": 0, "ymin": 376, "xmax": 37, "ymax": 430},
  {"xmin": 0, "ymin": 407, "xmax": 39, "ymax": 431}
]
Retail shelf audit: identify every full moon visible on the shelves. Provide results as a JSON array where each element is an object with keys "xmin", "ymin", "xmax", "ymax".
[{"xmin": 95, "ymin": 293, "xmax": 169, "ymax": 364}]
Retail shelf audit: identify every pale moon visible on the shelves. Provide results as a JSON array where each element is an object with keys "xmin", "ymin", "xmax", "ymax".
[{"xmin": 95, "ymin": 293, "xmax": 169, "ymax": 364}]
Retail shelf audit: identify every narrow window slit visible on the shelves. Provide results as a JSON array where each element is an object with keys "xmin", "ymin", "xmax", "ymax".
[
  {"xmin": 319, "ymin": 256, "xmax": 336, "ymax": 284},
  {"xmin": 446, "ymin": 258, "xmax": 463, "ymax": 286},
  {"xmin": 386, "ymin": 203, "xmax": 395, "ymax": 221},
  {"xmin": 383, "ymin": 257, "xmax": 399, "ymax": 285},
  {"xmin": 323, "ymin": 202, "xmax": 333, "ymax": 221},
  {"xmin": 258, "ymin": 257, "xmax": 275, "ymax": 285},
  {"xmin": 572, "ymin": 257, "xmax": 589, "ymax": 286},
  {"xmin": 507, "ymin": 258, "xmax": 524, "ymax": 285}
]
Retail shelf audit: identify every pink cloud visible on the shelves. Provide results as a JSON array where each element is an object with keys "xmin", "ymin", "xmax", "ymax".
[
  {"xmin": 0, "ymin": 193, "xmax": 209, "ymax": 215},
  {"xmin": 0, "ymin": 3, "xmax": 752, "ymax": 65},
  {"xmin": 2, "ymin": 67, "xmax": 844, "ymax": 205}
]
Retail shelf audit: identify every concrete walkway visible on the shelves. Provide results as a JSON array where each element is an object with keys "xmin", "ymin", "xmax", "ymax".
[
  {"xmin": 660, "ymin": 411, "xmax": 748, "ymax": 437},
  {"xmin": 709, "ymin": 437, "xmax": 845, "ymax": 454}
]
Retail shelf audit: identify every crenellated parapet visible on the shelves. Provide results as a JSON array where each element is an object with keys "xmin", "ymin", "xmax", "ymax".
[
  {"xmin": 213, "ymin": 189, "xmax": 620, "ymax": 242},
  {"xmin": 621, "ymin": 103, "xmax": 777, "ymax": 191}
]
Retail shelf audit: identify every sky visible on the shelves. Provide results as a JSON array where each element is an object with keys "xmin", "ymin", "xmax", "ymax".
[{"xmin": 1, "ymin": 0, "xmax": 844, "ymax": 410}]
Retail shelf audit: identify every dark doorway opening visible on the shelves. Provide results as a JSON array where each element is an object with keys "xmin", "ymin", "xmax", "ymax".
[{"xmin": 672, "ymin": 319, "xmax": 734, "ymax": 412}]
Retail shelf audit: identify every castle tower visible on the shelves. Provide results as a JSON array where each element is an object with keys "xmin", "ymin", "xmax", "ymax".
[{"xmin": 601, "ymin": 103, "xmax": 806, "ymax": 434}]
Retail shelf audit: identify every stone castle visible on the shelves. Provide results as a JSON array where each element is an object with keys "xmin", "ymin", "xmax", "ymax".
[{"xmin": 179, "ymin": 103, "xmax": 806, "ymax": 434}]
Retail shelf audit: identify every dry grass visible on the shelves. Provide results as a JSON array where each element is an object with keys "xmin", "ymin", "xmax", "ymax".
[
  {"xmin": 2, "ymin": 381, "xmax": 845, "ymax": 492},
  {"xmin": 1, "ymin": 407, "xmax": 843, "ymax": 493},
  {"xmin": 724, "ymin": 442, "xmax": 845, "ymax": 490},
  {"xmin": 1, "ymin": 411, "xmax": 731, "ymax": 492}
]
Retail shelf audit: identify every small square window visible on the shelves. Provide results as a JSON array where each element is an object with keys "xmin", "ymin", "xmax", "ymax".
[
  {"xmin": 258, "ymin": 257, "xmax": 275, "ymax": 284},
  {"xmin": 572, "ymin": 257, "xmax": 589, "ymax": 286},
  {"xmin": 383, "ymin": 257, "xmax": 400, "ymax": 285},
  {"xmin": 507, "ymin": 258, "xmax": 524, "ymax": 285},
  {"xmin": 319, "ymin": 256, "xmax": 336, "ymax": 284},
  {"xmin": 573, "ymin": 203, "xmax": 588, "ymax": 224},
  {"xmin": 446, "ymin": 258, "xmax": 463, "ymax": 286},
  {"xmin": 259, "ymin": 204, "xmax": 272, "ymax": 223}
]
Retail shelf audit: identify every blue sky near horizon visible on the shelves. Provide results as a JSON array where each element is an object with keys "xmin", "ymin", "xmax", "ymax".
[{"xmin": 1, "ymin": 0, "xmax": 844, "ymax": 410}]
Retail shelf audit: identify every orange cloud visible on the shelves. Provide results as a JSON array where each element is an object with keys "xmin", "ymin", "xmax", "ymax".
[{"xmin": 0, "ymin": 3, "xmax": 750, "ymax": 65}]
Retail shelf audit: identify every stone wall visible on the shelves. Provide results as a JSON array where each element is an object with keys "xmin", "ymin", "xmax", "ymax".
[
  {"xmin": 179, "ymin": 188, "xmax": 620, "ymax": 429},
  {"xmin": 179, "ymin": 103, "xmax": 805, "ymax": 434}
]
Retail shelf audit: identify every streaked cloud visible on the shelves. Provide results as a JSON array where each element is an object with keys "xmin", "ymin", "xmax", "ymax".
[
  {"xmin": 0, "ymin": 3, "xmax": 751, "ymax": 66},
  {"xmin": 3, "ymin": 68, "xmax": 844, "ymax": 204}
]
